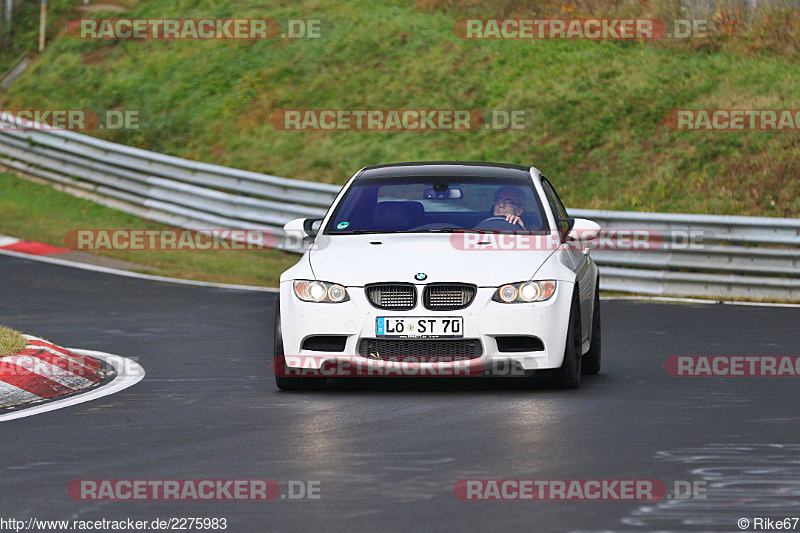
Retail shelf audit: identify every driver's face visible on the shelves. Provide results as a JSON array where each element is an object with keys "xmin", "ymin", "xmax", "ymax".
[{"xmin": 493, "ymin": 194, "xmax": 523, "ymax": 217}]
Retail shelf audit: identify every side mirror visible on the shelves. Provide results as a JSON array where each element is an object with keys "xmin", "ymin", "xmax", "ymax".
[
  {"xmin": 567, "ymin": 218, "xmax": 601, "ymax": 243},
  {"xmin": 283, "ymin": 218, "xmax": 322, "ymax": 240}
]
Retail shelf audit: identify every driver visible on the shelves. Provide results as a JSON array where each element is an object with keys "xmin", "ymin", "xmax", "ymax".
[{"xmin": 491, "ymin": 186, "xmax": 525, "ymax": 228}]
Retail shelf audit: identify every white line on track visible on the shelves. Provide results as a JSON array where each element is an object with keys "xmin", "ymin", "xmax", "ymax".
[
  {"xmin": 0, "ymin": 247, "xmax": 278, "ymax": 293},
  {"xmin": 0, "ymin": 349, "xmax": 145, "ymax": 422}
]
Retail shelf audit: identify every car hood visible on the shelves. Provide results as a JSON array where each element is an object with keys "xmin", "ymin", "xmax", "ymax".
[{"xmin": 308, "ymin": 233, "xmax": 557, "ymax": 286}]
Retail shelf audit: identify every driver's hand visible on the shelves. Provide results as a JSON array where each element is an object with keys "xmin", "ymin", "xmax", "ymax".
[{"xmin": 504, "ymin": 214, "xmax": 525, "ymax": 228}]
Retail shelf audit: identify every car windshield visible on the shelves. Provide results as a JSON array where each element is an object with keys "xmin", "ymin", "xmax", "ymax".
[{"xmin": 324, "ymin": 176, "xmax": 548, "ymax": 234}]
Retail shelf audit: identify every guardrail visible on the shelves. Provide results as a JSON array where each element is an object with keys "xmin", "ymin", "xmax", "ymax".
[
  {"xmin": 569, "ymin": 209, "xmax": 800, "ymax": 300},
  {"xmin": 0, "ymin": 113, "xmax": 797, "ymax": 300},
  {"xmin": 0, "ymin": 113, "xmax": 340, "ymax": 251}
]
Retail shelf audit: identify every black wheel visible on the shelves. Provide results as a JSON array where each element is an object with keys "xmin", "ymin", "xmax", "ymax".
[
  {"xmin": 582, "ymin": 278, "xmax": 601, "ymax": 376},
  {"xmin": 273, "ymin": 304, "xmax": 326, "ymax": 391},
  {"xmin": 551, "ymin": 287, "xmax": 582, "ymax": 389}
]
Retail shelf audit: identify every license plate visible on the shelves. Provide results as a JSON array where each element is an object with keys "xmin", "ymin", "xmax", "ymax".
[{"xmin": 376, "ymin": 317, "xmax": 463, "ymax": 338}]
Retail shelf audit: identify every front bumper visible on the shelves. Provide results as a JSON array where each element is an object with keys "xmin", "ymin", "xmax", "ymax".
[{"xmin": 278, "ymin": 281, "xmax": 574, "ymax": 375}]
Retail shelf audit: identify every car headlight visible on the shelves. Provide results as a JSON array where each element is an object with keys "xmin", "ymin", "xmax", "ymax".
[
  {"xmin": 293, "ymin": 280, "xmax": 350, "ymax": 303},
  {"xmin": 492, "ymin": 281, "xmax": 556, "ymax": 303}
]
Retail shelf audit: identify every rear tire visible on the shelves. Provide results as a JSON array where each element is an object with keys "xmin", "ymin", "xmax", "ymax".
[
  {"xmin": 551, "ymin": 287, "xmax": 582, "ymax": 389},
  {"xmin": 273, "ymin": 304, "xmax": 326, "ymax": 391},
  {"xmin": 582, "ymin": 279, "xmax": 601, "ymax": 376}
]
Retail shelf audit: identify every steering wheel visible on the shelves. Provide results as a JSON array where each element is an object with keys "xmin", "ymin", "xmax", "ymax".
[{"xmin": 474, "ymin": 216, "xmax": 524, "ymax": 231}]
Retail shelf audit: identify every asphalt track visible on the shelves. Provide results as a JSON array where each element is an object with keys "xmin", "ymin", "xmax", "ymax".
[{"xmin": 1, "ymin": 253, "xmax": 799, "ymax": 533}]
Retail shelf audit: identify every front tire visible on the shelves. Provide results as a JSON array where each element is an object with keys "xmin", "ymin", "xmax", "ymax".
[
  {"xmin": 582, "ymin": 278, "xmax": 601, "ymax": 376},
  {"xmin": 551, "ymin": 287, "xmax": 582, "ymax": 389}
]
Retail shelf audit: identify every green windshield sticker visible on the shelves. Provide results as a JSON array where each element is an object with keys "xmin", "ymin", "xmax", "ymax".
[{"xmin": 337, "ymin": 221, "xmax": 350, "ymax": 230}]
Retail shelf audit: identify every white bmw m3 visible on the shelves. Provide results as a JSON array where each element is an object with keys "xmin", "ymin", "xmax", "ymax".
[{"xmin": 274, "ymin": 162, "xmax": 602, "ymax": 390}]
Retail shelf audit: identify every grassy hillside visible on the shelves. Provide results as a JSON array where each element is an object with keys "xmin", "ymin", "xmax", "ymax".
[{"xmin": 1, "ymin": 0, "xmax": 798, "ymax": 217}]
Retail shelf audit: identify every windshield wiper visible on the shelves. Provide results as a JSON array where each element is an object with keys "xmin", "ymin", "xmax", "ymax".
[{"xmin": 420, "ymin": 227, "xmax": 493, "ymax": 233}]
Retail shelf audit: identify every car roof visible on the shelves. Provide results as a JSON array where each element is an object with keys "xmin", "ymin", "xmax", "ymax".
[{"xmin": 357, "ymin": 161, "xmax": 533, "ymax": 180}]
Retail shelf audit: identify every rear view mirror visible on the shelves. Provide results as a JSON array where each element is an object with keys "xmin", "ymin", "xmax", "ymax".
[{"xmin": 424, "ymin": 188, "xmax": 462, "ymax": 200}]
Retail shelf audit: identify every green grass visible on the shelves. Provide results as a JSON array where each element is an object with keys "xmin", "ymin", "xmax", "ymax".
[
  {"xmin": 0, "ymin": 326, "xmax": 26, "ymax": 357},
  {"xmin": 0, "ymin": 0, "xmax": 798, "ymax": 218},
  {"xmin": 0, "ymin": 173, "xmax": 299, "ymax": 286}
]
